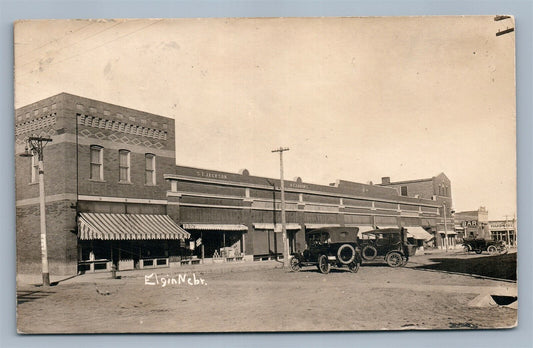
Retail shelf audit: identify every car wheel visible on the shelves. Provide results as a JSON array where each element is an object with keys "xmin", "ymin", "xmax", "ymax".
[
  {"xmin": 337, "ymin": 244, "xmax": 356, "ymax": 265},
  {"xmin": 463, "ymin": 245, "xmax": 470, "ymax": 253},
  {"xmin": 386, "ymin": 252, "xmax": 403, "ymax": 267},
  {"xmin": 317, "ymin": 255, "xmax": 331, "ymax": 274},
  {"xmin": 362, "ymin": 245, "xmax": 378, "ymax": 261},
  {"xmin": 499, "ymin": 245, "xmax": 508, "ymax": 255},
  {"xmin": 289, "ymin": 257, "xmax": 301, "ymax": 272},
  {"xmin": 487, "ymin": 245, "xmax": 497, "ymax": 255},
  {"xmin": 348, "ymin": 261, "xmax": 360, "ymax": 273},
  {"xmin": 475, "ymin": 249, "xmax": 482, "ymax": 254}
]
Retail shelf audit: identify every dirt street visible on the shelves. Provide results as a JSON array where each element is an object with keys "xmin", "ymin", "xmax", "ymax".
[{"xmin": 17, "ymin": 254, "xmax": 517, "ymax": 333}]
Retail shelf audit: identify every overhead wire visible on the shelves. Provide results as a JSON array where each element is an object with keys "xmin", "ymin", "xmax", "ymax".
[{"xmin": 16, "ymin": 19, "xmax": 164, "ymax": 78}]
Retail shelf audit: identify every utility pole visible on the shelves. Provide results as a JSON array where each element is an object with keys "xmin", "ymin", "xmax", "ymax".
[
  {"xmin": 443, "ymin": 202, "xmax": 448, "ymax": 252},
  {"xmin": 272, "ymin": 147, "xmax": 290, "ymax": 268},
  {"xmin": 20, "ymin": 136, "xmax": 53, "ymax": 286}
]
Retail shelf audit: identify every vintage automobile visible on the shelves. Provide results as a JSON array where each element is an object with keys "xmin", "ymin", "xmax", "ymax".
[
  {"xmin": 358, "ymin": 228, "xmax": 413, "ymax": 267},
  {"xmin": 290, "ymin": 227, "xmax": 362, "ymax": 274},
  {"xmin": 462, "ymin": 238, "xmax": 508, "ymax": 255}
]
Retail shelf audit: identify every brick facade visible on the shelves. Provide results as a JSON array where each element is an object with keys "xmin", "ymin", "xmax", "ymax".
[
  {"xmin": 379, "ymin": 173, "xmax": 454, "ymax": 248},
  {"xmin": 16, "ymin": 93, "xmax": 176, "ymax": 275},
  {"xmin": 16, "ymin": 93, "xmax": 452, "ymax": 275}
]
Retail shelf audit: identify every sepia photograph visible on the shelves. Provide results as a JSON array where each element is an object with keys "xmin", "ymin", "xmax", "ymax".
[{"xmin": 14, "ymin": 16, "xmax": 517, "ymax": 333}]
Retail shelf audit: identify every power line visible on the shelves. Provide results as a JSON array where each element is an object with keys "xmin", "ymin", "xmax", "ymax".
[
  {"xmin": 15, "ymin": 22, "xmax": 94, "ymax": 60},
  {"xmin": 16, "ymin": 19, "xmax": 164, "ymax": 78},
  {"xmin": 16, "ymin": 20, "xmax": 124, "ymax": 70}
]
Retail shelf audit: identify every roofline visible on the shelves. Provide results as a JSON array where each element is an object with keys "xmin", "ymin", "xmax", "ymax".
[
  {"xmin": 15, "ymin": 92, "xmax": 173, "ymax": 121},
  {"xmin": 379, "ymin": 177, "xmax": 433, "ymax": 186}
]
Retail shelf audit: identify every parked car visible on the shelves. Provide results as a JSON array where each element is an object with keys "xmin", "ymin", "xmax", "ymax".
[
  {"xmin": 358, "ymin": 228, "xmax": 413, "ymax": 267},
  {"xmin": 462, "ymin": 238, "xmax": 508, "ymax": 255},
  {"xmin": 290, "ymin": 227, "xmax": 362, "ymax": 274}
]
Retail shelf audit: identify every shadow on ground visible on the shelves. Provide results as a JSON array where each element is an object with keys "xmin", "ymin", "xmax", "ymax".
[
  {"xmin": 412, "ymin": 253, "xmax": 516, "ymax": 281},
  {"xmin": 17, "ymin": 290, "xmax": 56, "ymax": 305}
]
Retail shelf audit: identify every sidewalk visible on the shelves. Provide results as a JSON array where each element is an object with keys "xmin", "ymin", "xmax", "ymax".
[{"xmin": 17, "ymin": 259, "xmax": 284, "ymax": 287}]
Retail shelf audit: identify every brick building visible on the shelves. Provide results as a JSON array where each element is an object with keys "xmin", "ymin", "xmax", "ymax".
[
  {"xmin": 379, "ymin": 174, "xmax": 455, "ymax": 248},
  {"xmin": 16, "ymin": 93, "xmax": 450, "ymax": 276},
  {"xmin": 15, "ymin": 93, "xmax": 188, "ymax": 275}
]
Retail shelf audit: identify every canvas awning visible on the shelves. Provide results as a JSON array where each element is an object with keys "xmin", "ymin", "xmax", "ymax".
[
  {"xmin": 405, "ymin": 226, "xmax": 434, "ymax": 241},
  {"xmin": 78, "ymin": 213, "xmax": 190, "ymax": 240},
  {"xmin": 305, "ymin": 223, "xmax": 341, "ymax": 229},
  {"xmin": 345, "ymin": 225, "xmax": 375, "ymax": 238},
  {"xmin": 376, "ymin": 225, "xmax": 398, "ymax": 229},
  {"xmin": 253, "ymin": 223, "xmax": 301, "ymax": 232},
  {"xmin": 182, "ymin": 223, "xmax": 248, "ymax": 231}
]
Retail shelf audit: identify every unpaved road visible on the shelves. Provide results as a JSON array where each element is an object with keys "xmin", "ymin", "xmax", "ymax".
[{"xmin": 17, "ymin": 260, "xmax": 517, "ymax": 333}]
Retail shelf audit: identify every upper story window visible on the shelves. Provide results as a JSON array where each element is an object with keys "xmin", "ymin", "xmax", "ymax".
[
  {"xmin": 119, "ymin": 150, "xmax": 131, "ymax": 183},
  {"xmin": 90, "ymin": 145, "xmax": 104, "ymax": 181},
  {"xmin": 30, "ymin": 155, "xmax": 39, "ymax": 183},
  {"xmin": 400, "ymin": 186, "xmax": 408, "ymax": 196},
  {"xmin": 145, "ymin": 153, "xmax": 156, "ymax": 185}
]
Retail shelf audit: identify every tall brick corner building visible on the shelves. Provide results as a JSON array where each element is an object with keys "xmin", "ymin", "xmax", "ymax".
[{"xmin": 16, "ymin": 93, "xmax": 454, "ymax": 276}]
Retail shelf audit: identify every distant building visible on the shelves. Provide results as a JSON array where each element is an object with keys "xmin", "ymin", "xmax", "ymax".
[
  {"xmin": 379, "ymin": 173, "xmax": 454, "ymax": 249},
  {"xmin": 489, "ymin": 218, "xmax": 516, "ymax": 246},
  {"xmin": 453, "ymin": 207, "xmax": 490, "ymax": 240},
  {"xmin": 16, "ymin": 93, "xmax": 451, "ymax": 276}
]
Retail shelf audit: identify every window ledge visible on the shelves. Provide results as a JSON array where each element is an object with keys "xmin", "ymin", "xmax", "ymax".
[
  {"xmin": 89, "ymin": 179, "xmax": 106, "ymax": 183},
  {"xmin": 118, "ymin": 181, "xmax": 133, "ymax": 185},
  {"xmin": 28, "ymin": 182, "xmax": 39, "ymax": 186}
]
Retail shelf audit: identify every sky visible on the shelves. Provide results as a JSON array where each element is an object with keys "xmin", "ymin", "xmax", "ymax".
[{"xmin": 14, "ymin": 17, "xmax": 516, "ymax": 219}]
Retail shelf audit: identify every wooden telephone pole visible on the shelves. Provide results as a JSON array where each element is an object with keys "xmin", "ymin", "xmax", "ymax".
[{"xmin": 272, "ymin": 147, "xmax": 290, "ymax": 268}]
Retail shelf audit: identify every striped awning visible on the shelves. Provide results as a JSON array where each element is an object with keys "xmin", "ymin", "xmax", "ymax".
[
  {"xmin": 253, "ymin": 223, "xmax": 302, "ymax": 232},
  {"xmin": 78, "ymin": 213, "xmax": 190, "ymax": 240},
  {"xmin": 182, "ymin": 223, "xmax": 248, "ymax": 231},
  {"xmin": 405, "ymin": 226, "xmax": 434, "ymax": 241}
]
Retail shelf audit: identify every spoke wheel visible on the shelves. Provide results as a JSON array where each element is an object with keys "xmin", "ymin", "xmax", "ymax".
[
  {"xmin": 317, "ymin": 255, "xmax": 331, "ymax": 274},
  {"xmin": 386, "ymin": 252, "xmax": 403, "ymax": 268},
  {"xmin": 475, "ymin": 249, "xmax": 482, "ymax": 254},
  {"xmin": 463, "ymin": 245, "xmax": 470, "ymax": 254},
  {"xmin": 289, "ymin": 257, "xmax": 301, "ymax": 272},
  {"xmin": 487, "ymin": 245, "xmax": 498, "ymax": 255}
]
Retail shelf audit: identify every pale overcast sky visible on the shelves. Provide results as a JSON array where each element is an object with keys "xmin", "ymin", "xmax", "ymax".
[{"xmin": 14, "ymin": 17, "xmax": 516, "ymax": 219}]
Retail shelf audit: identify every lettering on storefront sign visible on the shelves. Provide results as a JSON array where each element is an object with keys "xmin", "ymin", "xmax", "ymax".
[
  {"xmin": 462, "ymin": 220, "xmax": 477, "ymax": 227},
  {"xmin": 196, "ymin": 170, "xmax": 228, "ymax": 180},
  {"xmin": 272, "ymin": 183, "xmax": 309, "ymax": 190},
  {"xmin": 490, "ymin": 222, "xmax": 514, "ymax": 228},
  {"xmin": 289, "ymin": 182, "xmax": 309, "ymax": 189}
]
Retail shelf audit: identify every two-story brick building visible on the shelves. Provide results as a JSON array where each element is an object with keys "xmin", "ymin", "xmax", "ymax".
[
  {"xmin": 16, "ymin": 93, "xmax": 449, "ymax": 276},
  {"xmin": 15, "ymin": 93, "xmax": 189, "ymax": 275}
]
